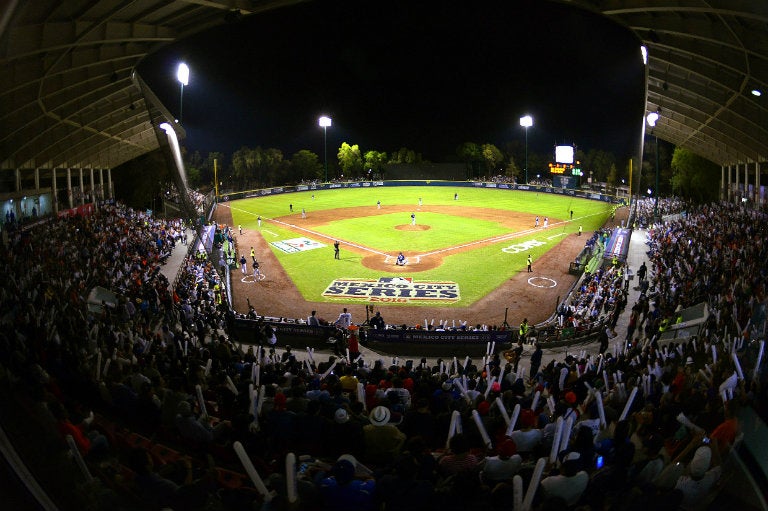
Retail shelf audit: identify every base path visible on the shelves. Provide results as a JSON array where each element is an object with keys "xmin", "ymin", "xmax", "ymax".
[{"xmin": 214, "ymin": 202, "xmax": 628, "ymax": 328}]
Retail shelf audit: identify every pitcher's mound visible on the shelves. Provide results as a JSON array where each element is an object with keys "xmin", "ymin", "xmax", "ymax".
[{"xmin": 395, "ymin": 224, "xmax": 430, "ymax": 231}]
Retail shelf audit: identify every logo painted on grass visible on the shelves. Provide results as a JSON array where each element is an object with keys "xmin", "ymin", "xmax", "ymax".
[
  {"xmin": 323, "ymin": 277, "xmax": 460, "ymax": 303},
  {"xmin": 501, "ymin": 239, "xmax": 546, "ymax": 254},
  {"xmin": 271, "ymin": 238, "xmax": 326, "ymax": 254}
]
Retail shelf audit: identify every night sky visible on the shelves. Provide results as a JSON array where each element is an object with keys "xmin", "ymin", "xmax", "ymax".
[{"xmin": 139, "ymin": 0, "xmax": 646, "ymax": 163}]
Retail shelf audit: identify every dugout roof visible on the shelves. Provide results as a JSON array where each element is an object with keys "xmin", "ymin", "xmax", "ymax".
[{"xmin": 1, "ymin": 0, "xmax": 766, "ymax": 178}]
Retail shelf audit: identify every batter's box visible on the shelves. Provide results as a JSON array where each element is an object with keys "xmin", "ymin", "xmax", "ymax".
[{"xmin": 384, "ymin": 254, "xmax": 421, "ymax": 266}]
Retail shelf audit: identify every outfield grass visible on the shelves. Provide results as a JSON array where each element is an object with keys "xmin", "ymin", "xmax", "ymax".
[{"xmin": 229, "ymin": 186, "xmax": 613, "ymax": 307}]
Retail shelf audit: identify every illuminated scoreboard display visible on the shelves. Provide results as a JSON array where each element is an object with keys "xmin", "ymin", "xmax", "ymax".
[
  {"xmin": 549, "ymin": 145, "xmax": 582, "ymax": 176},
  {"xmin": 548, "ymin": 162, "xmax": 582, "ymax": 176},
  {"xmin": 549, "ymin": 163, "xmax": 571, "ymax": 174}
]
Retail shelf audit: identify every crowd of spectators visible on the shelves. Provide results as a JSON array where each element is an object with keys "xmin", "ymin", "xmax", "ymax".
[
  {"xmin": 633, "ymin": 197, "xmax": 687, "ymax": 228},
  {"xmin": 526, "ymin": 177, "xmax": 554, "ymax": 187},
  {"xmin": 471, "ymin": 175, "xmax": 517, "ymax": 184},
  {"xmin": 0, "ymin": 198, "xmax": 765, "ymax": 511},
  {"xmin": 163, "ymin": 187, "xmax": 211, "ymax": 217}
]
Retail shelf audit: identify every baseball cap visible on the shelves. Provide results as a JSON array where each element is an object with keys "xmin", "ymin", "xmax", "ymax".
[{"xmin": 334, "ymin": 408, "xmax": 350, "ymax": 424}]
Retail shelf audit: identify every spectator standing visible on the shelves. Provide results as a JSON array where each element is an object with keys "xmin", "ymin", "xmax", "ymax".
[
  {"xmin": 369, "ymin": 311, "xmax": 385, "ymax": 330},
  {"xmin": 539, "ymin": 452, "xmax": 589, "ymax": 506},
  {"xmin": 481, "ymin": 439, "xmax": 521, "ymax": 486},
  {"xmin": 509, "ymin": 409, "xmax": 542, "ymax": 455},
  {"xmin": 375, "ymin": 453, "xmax": 434, "ymax": 510},
  {"xmin": 362, "ymin": 406, "xmax": 405, "ymax": 465},
  {"xmin": 637, "ymin": 261, "xmax": 647, "ymax": 281},
  {"xmin": 335, "ymin": 308, "xmax": 352, "ymax": 329},
  {"xmin": 674, "ymin": 442, "xmax": 722, "ymax": 511},
  {"xmin": 437, "ymin": 433, "xmax": 483, "ymax": 476},
  {"xmin": 530, "ymin": 342, "xmax": 543, "ymax": 380},
  {"xmin": 519, "ymin": 318, "xmax": 530, "ymax": 343},
  {"xmin": 319, "ymin": 458, "xmax": 376, "ymax": 511},
  {"xmin": 347, "ymin": 327, "xmax": 361, "ymax": 361}
]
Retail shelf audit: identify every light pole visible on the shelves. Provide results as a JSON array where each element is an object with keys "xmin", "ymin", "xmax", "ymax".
[
  {"xmin": 318, "ymin": 116, "xmax": 332, "ymax": 183},
  {"xmin": 520, "ymin": 115, "xmax": 533, "ymax": 184},
  {"xmin": 646, "ymin": 111, "xmax": 660, "ymax": 219},
  {"xmin": 177, "ymin": 63, "xmax": 189, "ymax": 123}
]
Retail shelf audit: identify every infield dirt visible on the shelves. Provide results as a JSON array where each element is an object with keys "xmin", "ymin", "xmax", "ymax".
[{"xmin": 214, "ymin": 202, "xmax": 627, "ymax": 328}]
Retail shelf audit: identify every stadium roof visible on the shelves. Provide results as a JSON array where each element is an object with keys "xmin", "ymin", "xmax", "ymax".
[
  {"xmin": 570, "ymin": 0, "xmax": 768, "ymax": 166},
  {"xmin": 1, "ymin": 0, "xmax": 766, "ymax": 180}
]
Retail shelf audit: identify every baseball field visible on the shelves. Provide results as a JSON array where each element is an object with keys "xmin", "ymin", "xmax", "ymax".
[{"xmin": 217, "ymin": 185, "xmax": 616, "ymax": 327}]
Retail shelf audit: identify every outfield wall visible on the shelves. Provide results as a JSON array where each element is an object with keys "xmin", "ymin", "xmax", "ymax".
[{"xmin": 216, "ymin": 180, "xmax": 625, "ymax": 204}]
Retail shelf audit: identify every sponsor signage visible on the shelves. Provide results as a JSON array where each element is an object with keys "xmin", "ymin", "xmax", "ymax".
[
  {"xmin": 367, "ymin": 329, "xmax": 511, "ymax": 344},
  {"xmin": 323, "ymin": 277, "xmax": 460, "ymax": 303},
  {"xmin": 271, "ymin": 237, "xmax": 326, "ymax": 254},
  {"xmin": 502, "ymin": 239, "xmax": 546, "ymax": 254},
  {"xmin": 57, "ymin": 203, "xmax": 95, "ymax": 218},
  {"xmin": 604, "ymin": 228, "xmax": 631, "ymax": 261}
]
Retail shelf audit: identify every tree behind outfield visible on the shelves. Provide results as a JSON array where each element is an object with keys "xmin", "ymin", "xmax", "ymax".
[
  {"xmin": 364, "ymin": 150, "xmax": 388, "ymax": 179},
  {"xmin": 389, "ymin": 147, "xmax": 422, "ymax": 165},
  {"xmin": 504, "ymin": 156, "xmax": 521, "ymax": 181},
  {"xmin": 481, "ymin": 143, "xmax": 504, "ymax": 175},
  {"xmin": 457, "ymin": 142, "xmax": 481, "ymax": 179},
  {"xmin": 290, "ymin": 149, "xmax": 323, "ymax": 182},
  {"xmin": 670, "ymin": 147, "xmax": 720, "ymax": 203},
  {"xmin": 337, "ymin": 142, "xmax": 363, "ymax": 178}
]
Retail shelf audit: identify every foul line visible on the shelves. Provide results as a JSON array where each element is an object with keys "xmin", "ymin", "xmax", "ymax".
[
  {"xmin": 229, "ymin": 204, "xmax": 385, "ymax": 255},
  {"xmin": 419, "ymin": 213, "xmax": 602, "ymax": 258},
  {"xmin": 230, "ymin": 203, "xmax": 603, "ymax": 262}
]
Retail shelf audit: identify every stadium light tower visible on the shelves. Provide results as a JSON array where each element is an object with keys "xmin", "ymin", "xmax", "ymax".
[
  {"xmin": 646, "ymin": 111, "xmax": 660, "ymax": 219},
  {"xmin": 319, "ymin": 115, "xmax": 332, "ymax": 182},
  {"xmin": 520, "ymin": 115, "xmax": 533, "ymax": 184},
  {"xmin": 177, "ymin": 63, "xmax": 189, "ymax": 124}
]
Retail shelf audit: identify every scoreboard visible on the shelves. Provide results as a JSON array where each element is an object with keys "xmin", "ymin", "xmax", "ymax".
[{"xmin": 548, "ymin": 162, "xmax": 582, "ymax": 176}]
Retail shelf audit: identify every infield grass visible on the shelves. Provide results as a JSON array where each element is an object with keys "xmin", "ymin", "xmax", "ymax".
[{"xmin": 228, "ymin": 186, "xmax": 614, "ymax": 307}]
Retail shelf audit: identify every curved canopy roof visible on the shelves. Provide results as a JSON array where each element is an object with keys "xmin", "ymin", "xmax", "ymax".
[
  {"xmin": 0, "ymin": 0, "xmax": 306, "ymax": 174},
  {"xmin": 571, "ymin": 0, "xmax": 768, "ymax": 166},
  {"xmin": 1, "ymin": 0, "xmax": 766, "ymax": 178}
]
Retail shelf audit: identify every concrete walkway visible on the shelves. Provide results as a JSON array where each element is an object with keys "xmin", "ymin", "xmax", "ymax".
[{"xmin": 159, "ymin": 228, "xmax": 196, "ymax": 287}]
